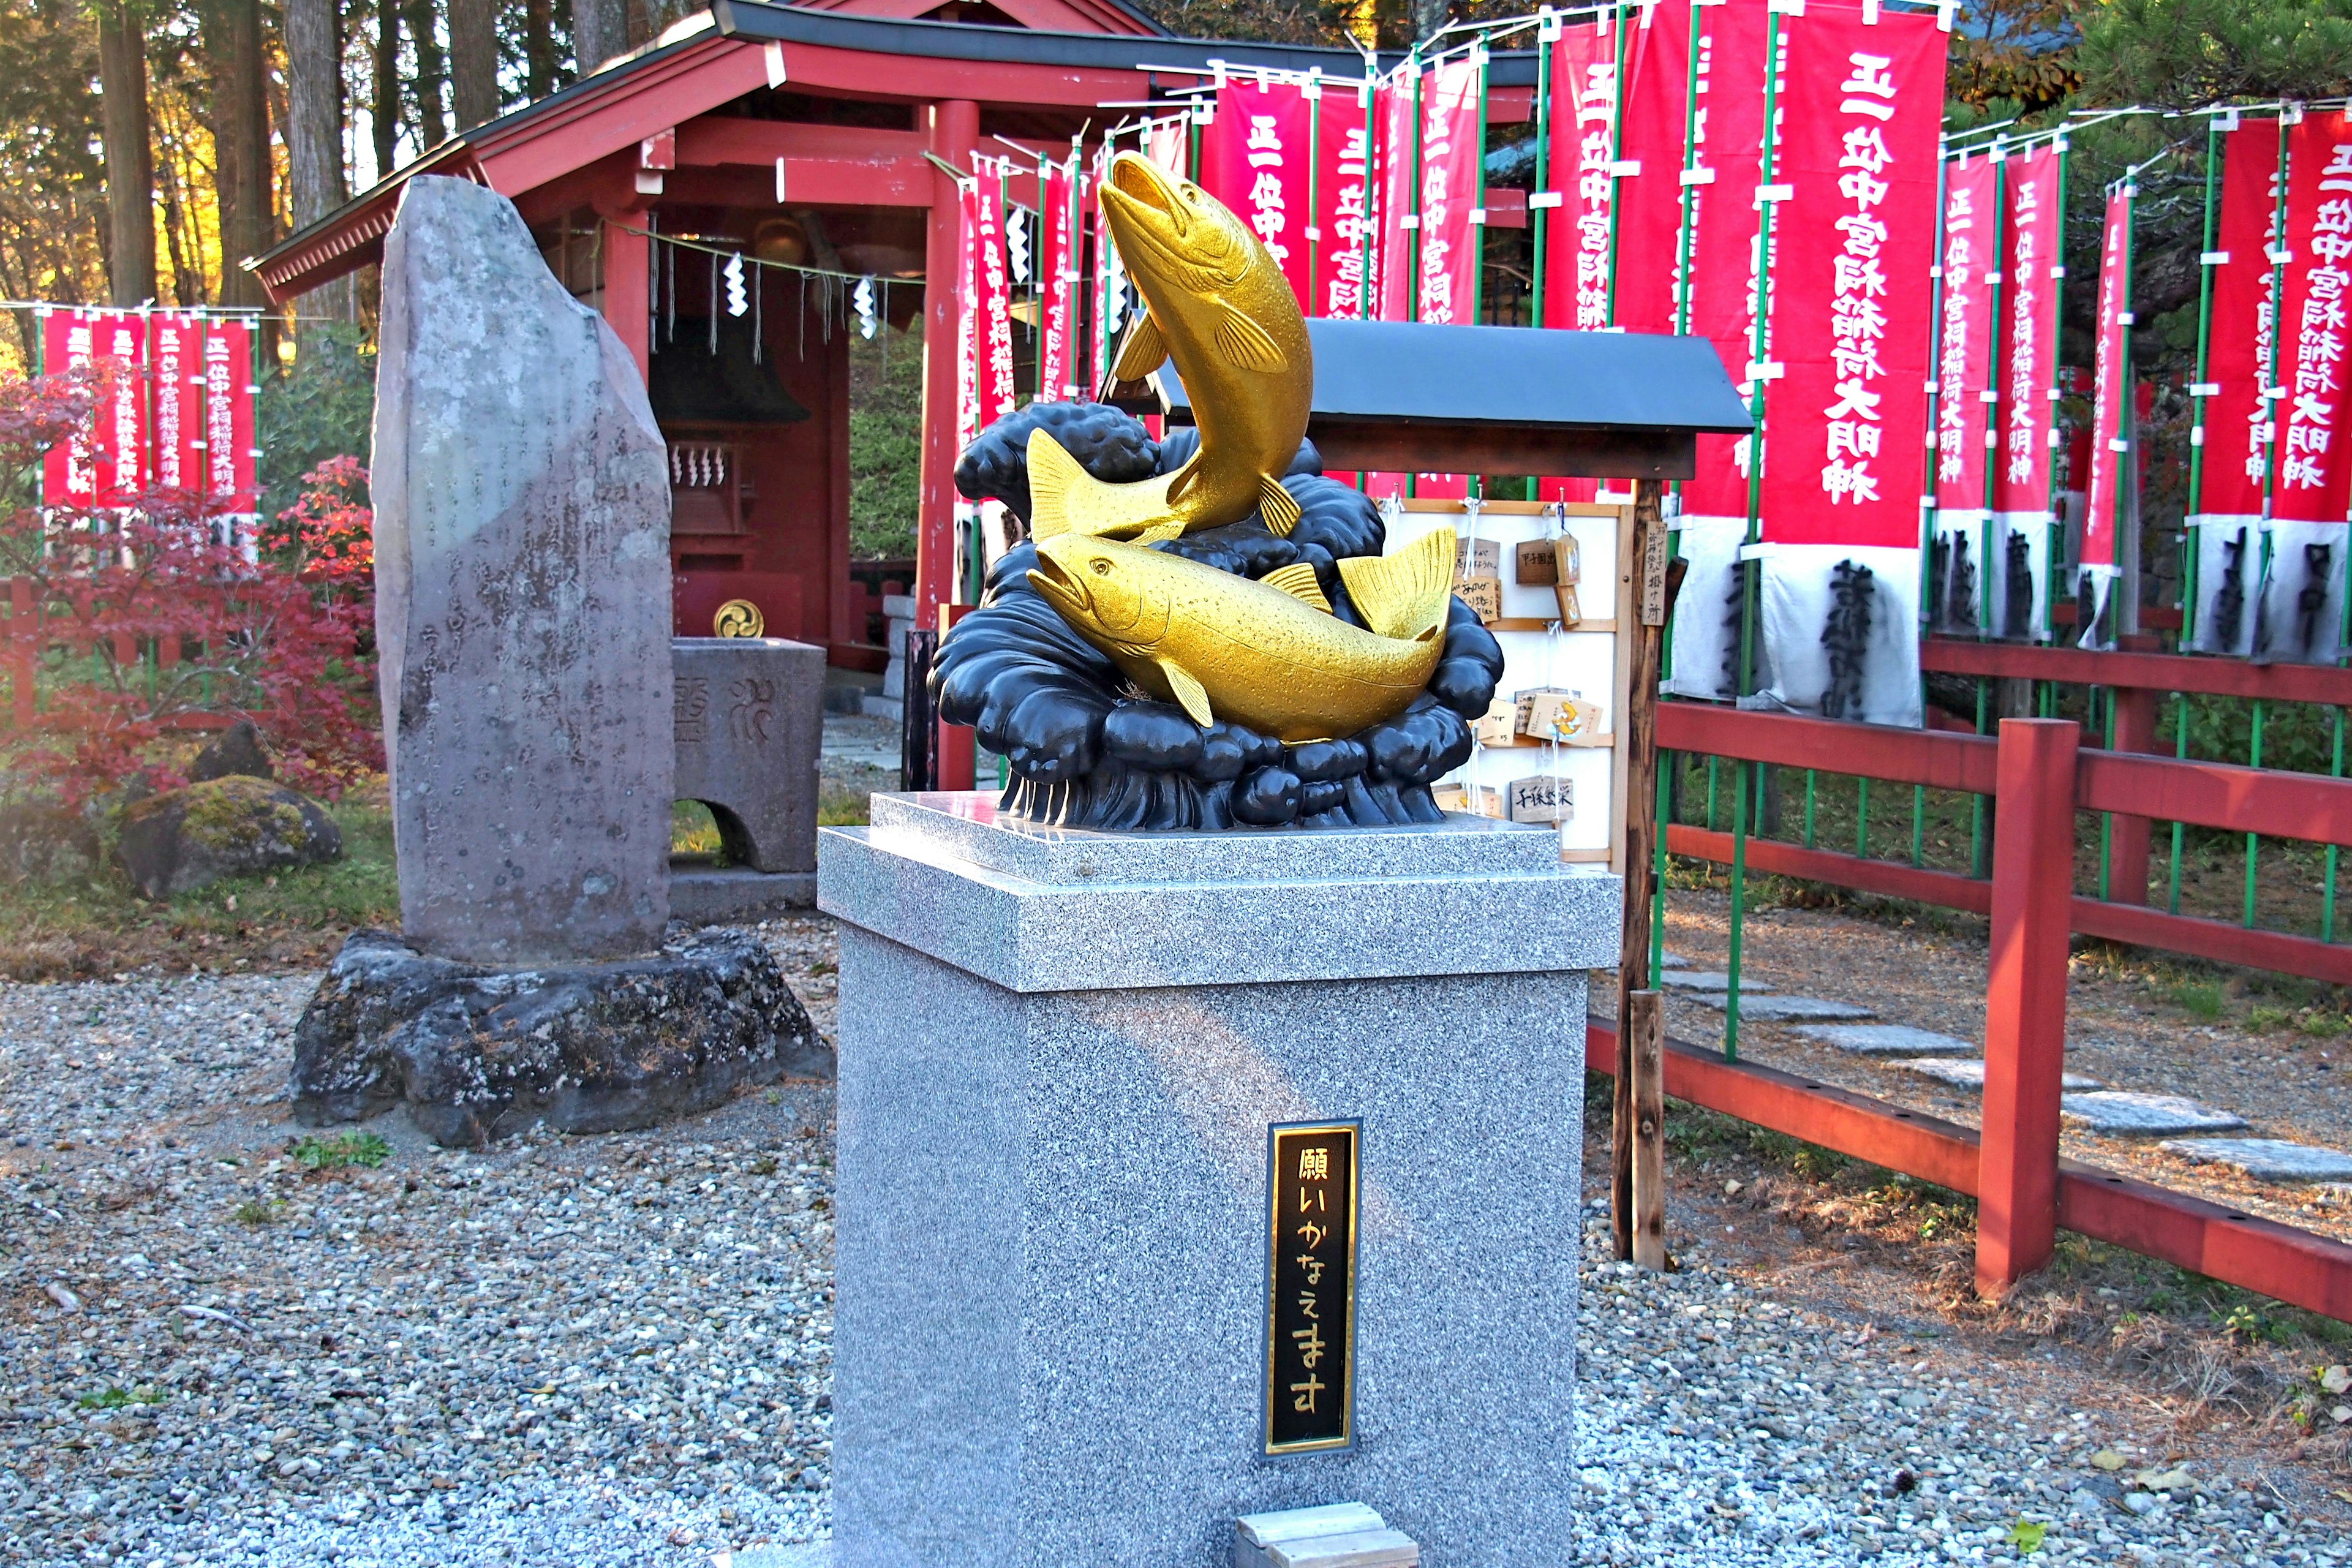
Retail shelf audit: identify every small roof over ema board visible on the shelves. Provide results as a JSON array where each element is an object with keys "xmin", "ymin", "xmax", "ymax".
[{"xmin": 1123, "ymin": 319, "xmax": 1755, "ymax": 481}]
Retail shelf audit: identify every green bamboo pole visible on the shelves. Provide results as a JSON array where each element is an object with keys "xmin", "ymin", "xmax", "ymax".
[
  {"xmin": 1529, "ymin": 20, "xmax": 1552, "ymax": 330},
  {"xmin": 1306, "ymin": 69, "xmax": 1322, "ymax": 326},
  {"xmin": 1468, "ymin": 37, "xmax": 1489, "ymax": 502},
  {"xmin": 1604, "ymin": 0, "xmax": 1629, "ymax": 327},
  {"xmin": 1657, "ymin": 0, "xmax": 1706, "ymax": 698},
  {"xmin": 2181, "ymin": 113, "xmax": 2225, "ymax": 649},
  {"xmin": 1969, "ymin": 143, "xmax": 2010, "ymax": 877},
  {"xmin": 1406, "ymin": 47, "xmax": 1423, "ymax": 500},
  {"xmin": 2096, "ymin": 176, "xmax": 2136, "ymax": 892},
  {"xmin": 2248, "ymin": 114, "xmax": 2292, "ymax": 923},
  {"xmin": 1725, "ymin": 4, "xmax": 1786, "ymax": 1064},
  {"xmin": 1917, "ymin": 143, "xmax": 1951, "ymax": 876},
  {"xmin": 2247, "ymin": 698, "xmax": 2266, "ymax": 927}
]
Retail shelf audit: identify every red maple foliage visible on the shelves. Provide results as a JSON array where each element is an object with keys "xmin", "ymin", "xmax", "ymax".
[{"xmin": 1, "ymin": 365, "xmax": 382, "ymax": 805}]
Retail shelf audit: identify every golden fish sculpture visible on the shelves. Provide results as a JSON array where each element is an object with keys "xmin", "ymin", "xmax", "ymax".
[
  {"xmin": 1027, "ymin": 151, "xmax": 1314, "ymax": 545},
  {"xmin": 1027, "ymin": 527, "xmax": 1457, "ymax": 744}
]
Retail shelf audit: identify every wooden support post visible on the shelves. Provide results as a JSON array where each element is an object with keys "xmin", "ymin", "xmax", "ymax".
[
  {"xmin": 1977, "ymin": 716, "xmax": 2079, "ymax": 1298},
  {"xmin": 1629, "ymin": 988, "xmax": 1667, "ymax": 1271},
  {"xmin": 1613, "ymin": 477, "xmax": 1668, "ymax": 1264},
  {"xmin": 597, "ymin": 216, "xmax": 651, "ymax": 384},
  {"xmin": 919, "ymin": 99, "xmax": 979, "ymax": 792}
]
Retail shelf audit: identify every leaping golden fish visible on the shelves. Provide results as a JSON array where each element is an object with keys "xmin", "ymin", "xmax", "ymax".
[
  {"xmin": 1027, "ymin": 527, "xmax": 1457, "ymax": 745},
  {"xmin": 1027, "ymin": 151, "xmax": 1314, "ymax": 545}
]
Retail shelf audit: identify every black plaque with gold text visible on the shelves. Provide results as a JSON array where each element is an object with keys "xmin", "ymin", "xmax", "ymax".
[{"xmin": 1264, "ymin": 1120, "xmax": 1360, "ymax": 1454}]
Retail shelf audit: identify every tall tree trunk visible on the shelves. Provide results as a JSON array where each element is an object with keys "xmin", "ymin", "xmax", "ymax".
[
  {"xmin": 448, "ymin": 0, "xmax": 499, "ymax": 130},
  {"xmin": 374, "ymin": 1, "xmax": 402, "ymax": 181},
  {"xmin": 1411, "ymin": 0, "xmax": 1450, "ymax": 45},
  {"xmin": 406, "ymin": 0, "xmax": 451, "ymax": 149},
  {"xmin": 572, "ymin": 0, "xmax": 624, "ymax": 75},
  {"xmin": 209, "ymin": 0, "xmax": 272, "ymax": 311},
  {"xmin": 523, "ymin": 0, "xmax": 563, "ymax": 99},
  {"xmin": 94, "ymin": 0, "xmax": 157, "ymax": 307},
  {"xmin": 286, "ymin": 0, "xmax": 351, "ymax": 318},
  {"xmin": 625, "ymin": 0, "xmax": 651, "ymax": 50}
]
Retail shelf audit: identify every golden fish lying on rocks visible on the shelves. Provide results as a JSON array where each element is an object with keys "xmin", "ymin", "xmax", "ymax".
[
  {"xmin": 1027, "ymin": 151, "xmax": 1313, "ymax": 545},
  {"xmin": 1027, "ymin": 527, "xmax": 1457, "ymax": 744}
]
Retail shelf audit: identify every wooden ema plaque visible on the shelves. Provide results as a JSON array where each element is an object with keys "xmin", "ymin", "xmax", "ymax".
[{"xmin": 1264, "ymin": 1121, "xmax": 1360, "ymax": 1455}]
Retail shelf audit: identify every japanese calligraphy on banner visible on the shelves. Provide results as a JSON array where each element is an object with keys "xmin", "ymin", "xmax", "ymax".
[
  {"xmin": 1992, "ymin": 143, "xmax": 2061, "ymax": 518},
  {"xmin": 1758, "ymin": 2, "xmax": 1944, "ymax": 549},
  {"xmin": 1543, "ymin": 12, "xmax": 1623, "ymax": 331},
  {"xmin": 1615, "ymin": 0, "xmax": 1771, "ymax": 518},
  {"xmin": 955, "ymin": 180, "xmax": 981, "ymax": 461},
  {"xmin": 1039, "ymin": 159, "xmax": 1077, "ymax": 401},
  {"xmin": 1373, "ymin": 78, "xmax": 1415, "ymax": 322},
  {"xmin": 201, "ymin": 318, "xmax": 258, "ymax": 516},
  {"xmin": 974, "ymin": 165, "xmax": 1017, "ymax": 431},
  {"xmin": 2274, "ymin": 110, "xmax": 2352, "ymax": 525},
  {"xmin": 1312, "ymin": 84, "xmax": 1372, "ymax": 318},
  {"xmin": 1933, "ymin": 154, "xmax": 1999, "ymax": 513},
  {"xmin": 39, "ymin": 310, "xmax": 101, "ymax": 508},
  {"xmin": 1414, "ymin": 57, "xmax": 1481, "ymax": 325},
  {"xmin": 149, "ymin": 312, "xmax": 203, "ymax": 499},
  {"xmin": 2082, "ymin": 187, "xmax": 2133, "ymax": 571},
  {"xmin": 1201, "ymin": 80, "xmax": 1314, "ymax": 305},
  {"xmin": 2194, "ymin": 122, "xmax": 2283, "ymax": 523}
]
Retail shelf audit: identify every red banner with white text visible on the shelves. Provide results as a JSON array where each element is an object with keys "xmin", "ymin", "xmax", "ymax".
[
  {"xmin": 39, "ymin": 310, "xmax": 100, "ymax": 508},
  {"xmin": 1313, "ymin": 83, "xmax": 1372, "ymax": 318},
  {"xmin": 149, "ymin": 312, "xmax": 204, "ymax": 500},
  {"xmin": 976, "ymin": 166, "xmax": 1017, "ymax": 430},
  {"xmin": 1039, "ymin": 160, "xmax": 1077, "ymax": 401},
  {"xmin": 956, "ymin": 181, "xmax": 981, "ymax": 460},
  {"xmin": 1374, "ymin": 78, "xmax": 1415, "ymax": 323},
  {"xmin": 2195, "ymin": 122, "xmax": 2284, "ymax": 522},
  {"xmin": 1201, "ymin": 80, "xmax": 1314, "ymax": 306},
  {"xmin": 1615, "ymin": 0, "xmax": 1770, "ymax": 518},
  {"xmin": 2274, "ymin": 111, "xmax": 2352, "ymax": 525},
  {"xmin": 1758, "ymin": 2, "xmax": 1944, "ymax": 549},
  {"xmin": 2082, "ymin": 186, "xmax": 2133, "ymax": 571},
  {"xmin": 1414, "ymin": 57, "xmax": 1482, "ymax": 326},
  {"xmin": 1992, "ymin": 143, "xmax": 2061, "ymax": 517},
  {"xmin": 1933, "ymin": 154, "xmax": 1999, "ymax": 513},
  {"xmin": 1544, "ymin": 13, "xmax": 1623, "ymax": 332}
]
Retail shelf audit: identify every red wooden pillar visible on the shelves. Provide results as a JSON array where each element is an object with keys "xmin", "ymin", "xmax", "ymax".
[
  {"xmin": 1977, "ymin": 716, "xmax": 2081, "ymax": 1298},
  {"xmin": 2101, "ymin": 635, "xmax": 2163, "ymax": 905},
  {"xmin": 919, "ymin": 99, "xmax": 979, "ymax": 791},
  {"xmin": 599, "ymin": 219, "xmax": 652, "ymax": 384}
]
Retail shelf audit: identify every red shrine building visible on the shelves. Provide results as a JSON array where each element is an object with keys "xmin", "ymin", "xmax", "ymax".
[{"xmin": 252, "ymin": 0, "xmax": 1532, "ymax": 672}]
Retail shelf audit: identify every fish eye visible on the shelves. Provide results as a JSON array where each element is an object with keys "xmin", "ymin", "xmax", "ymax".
[{"xmin": 1090, "ymin": 559, "xmax": 1112, "ymax": 575}]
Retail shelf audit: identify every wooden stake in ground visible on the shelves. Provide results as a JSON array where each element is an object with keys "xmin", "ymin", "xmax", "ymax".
[
  {"xmin": 1613, "ymin": 477, "xmax": 1670, "ymax": 1266},
  {"xmin": 1629, "ymin": 988, "xmax": 1667, "ymax": 1270}
]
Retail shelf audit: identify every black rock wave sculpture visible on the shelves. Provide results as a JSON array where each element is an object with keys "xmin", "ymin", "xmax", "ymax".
[{"xmin": 933, "ymin": 402, "xmax": 1504, "ymax": 830}]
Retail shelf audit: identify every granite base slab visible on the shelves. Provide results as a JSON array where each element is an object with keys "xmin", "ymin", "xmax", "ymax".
[
  {"xmin": 820, "ymin": 795, "xmax": 1613, "ymax": 1568},
  {"xmin": 1798, "ymin": 1023, "xmax": 1975, "ymax": 1057},
  {"xmin": 1659, "ymin": 971, "xmax": 1770, "ymax": 993},
  {"xmin": 669, "ymin": 864, "xmax": 817, "ymax": 921},
  {"xmin": 2157, "ymin": 1137, "xmax": 2352, "ymax": 1182},
  {"xmin": 2060, "ymin": 1092, "xmax": 2248, "ymax": 1136},
  {"xmin": 1899, "ymin": 1058, "xmax": 2101, "ymax": 1091},
  {"xmin": 1698, "ymin": 994, "xmax": 1874, "ymax": 1023}
]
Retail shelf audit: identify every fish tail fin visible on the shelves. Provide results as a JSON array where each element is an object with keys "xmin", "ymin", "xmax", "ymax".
[
  {"xmin": 1335, "ymin": 526, "xmax": 1456, "ymax": 641},
  {"xmin": 1026, "ymin": 428, "xmax": 1099, "ymax": 541},
  {"xmin": 1259, "ymin": 475, "xmax": 1302, "ymax": 538}
]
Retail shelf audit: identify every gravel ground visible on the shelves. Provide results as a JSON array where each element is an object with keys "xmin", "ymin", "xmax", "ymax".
[
  {"xmin": 1648, "ymin": 892, "xmax": 2352, "ymax": 1246},
  {"xmin": 4, "ymin": 912, "xmax": 2348, "ymax": 1566}
]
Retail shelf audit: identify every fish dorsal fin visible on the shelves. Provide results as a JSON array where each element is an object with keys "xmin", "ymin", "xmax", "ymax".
[
  {"xmin": 1112, "ymin": 309, "xmax": 1169, "ymax": 383},
  {"xmin": 1158, "ymin": 657, "xmax": 1215, "ymax": 726},
  {"xmin": 1259, "ymin": 475, "xmax": 1302, "ymax": 539},
  {"xmin": 1212, "ymin": 302, "xmax": 1289, "ymax": 373},
  {"xmin": 1261, "ymin": 561, "xmax": 1330, "ymax": 614},
  {"xmin": 1025, "ymin": 428, "xmax": 1098, "ymax": 541},
  {"xmin": 1334, "ymin": 526, "xmax": 1456, "ymax": 641}
]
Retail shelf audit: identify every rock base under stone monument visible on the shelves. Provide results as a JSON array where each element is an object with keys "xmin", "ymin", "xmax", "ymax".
[{"xmin": 290, "ymin": 928, "xmax": 831, "ymax": 1147}]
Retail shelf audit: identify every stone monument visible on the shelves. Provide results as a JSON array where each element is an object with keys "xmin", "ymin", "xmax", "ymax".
[
  {"xmin": 820, "ymin": 795, "xmax": 1608, "ymax": 1566},
  {"xmin": 292, "ymin": 176, "xmax": 825, "ymax": 1144},
  {"xmin": 671, "ymin": 634, "xmax": 827, "ymax": 919}
]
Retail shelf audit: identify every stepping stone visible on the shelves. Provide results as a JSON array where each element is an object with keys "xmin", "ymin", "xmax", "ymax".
[
  {"xmin": 1697, "ymin": 994, "xmax": 1874, "ymax": 1022},
  {"xmin": 1798, "ymin": 1023, "xmax": 1977, "ymax": 1058},
  {"xmin": 1898, "ymin": 1058, "xmax": 2102, "ymax": 1091},
  {"xmin": 1660, "ymin": 971, "xmax": 1773, "ymax": 993},
  {"xmin": 1659, "ymin": 948, "xmax": 1692, "ymax": 970},
  {"xmin": 2060, "ymin": 1092, "xmax": 2248, "ymax": 1137},
  {"xmin": 2156, "ymin": 1138, "xmax": 2352, "ymax": 1183}
]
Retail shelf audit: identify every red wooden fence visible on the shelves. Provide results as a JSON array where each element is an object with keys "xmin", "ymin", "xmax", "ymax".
[{"xmin": 1644, "ymin": 703, "xmax": 2352, "ymax": 1319}]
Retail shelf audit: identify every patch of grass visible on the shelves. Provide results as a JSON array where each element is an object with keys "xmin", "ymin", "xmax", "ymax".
[
  {"xmin": 75, "ymin": 1386, "xmax": 164, "ymax": 1411},
  {"xmin": 2165, "ymin": 979, "xmax": 2226, "ymax": 1020},
  {"xmin": 288, "ymin": 1131, "xmax": 390, "ymax": 1172},
  {"xmin": 2247, "ymin": 1004, "xmax": 2297, "ymax": 1033},
  {"xmin": 230, "ymin": 1198, "xmax": 282, "ymax": 1226},
  {"xmin": 0, "ymin": 788, "xmax": 398, "ymax": 979},
  {"xmin": 672, "ymin": 800, "xmax": 729, "ymax": 861}
]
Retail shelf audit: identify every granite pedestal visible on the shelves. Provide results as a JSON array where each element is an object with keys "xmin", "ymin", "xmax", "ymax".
[{"xmin": 818, "ymin": 793, "xmax": 1618, "ymax": 1568}]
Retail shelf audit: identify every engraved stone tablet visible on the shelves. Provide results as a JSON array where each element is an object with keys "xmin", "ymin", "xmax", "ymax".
[{"xmin": 371, "ymin": 176, "xmax": 673, "ymax": 963}]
